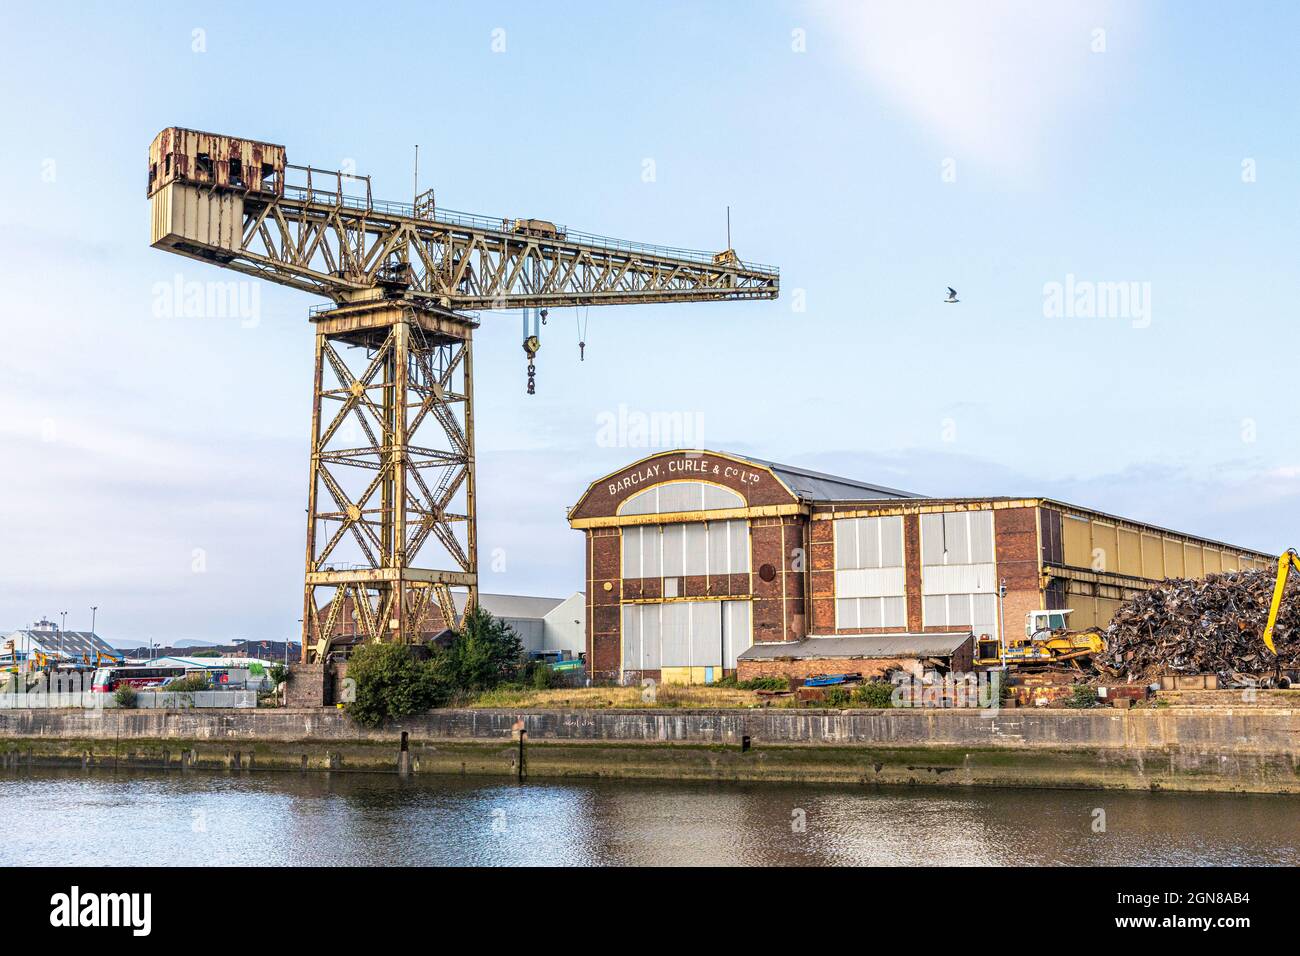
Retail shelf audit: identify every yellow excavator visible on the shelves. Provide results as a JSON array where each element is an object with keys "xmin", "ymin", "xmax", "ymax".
[
  {"xmin": 976, "ymin": 610, "xmax": 1106, "ymax": 668},
  {"xmin": 1262, "ymin": 549, "xmax": 1299, "ymax": 655}
]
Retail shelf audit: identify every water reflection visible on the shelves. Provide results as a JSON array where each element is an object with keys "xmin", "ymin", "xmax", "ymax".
[{"xmin": 0, "ymin": 768, "xmax": 1294, "ymax": 866}]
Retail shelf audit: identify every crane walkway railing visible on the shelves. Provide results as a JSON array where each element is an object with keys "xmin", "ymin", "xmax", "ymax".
[{"xmin": 276, "ymin": 177, "xmax": 778, "ymax": 276}]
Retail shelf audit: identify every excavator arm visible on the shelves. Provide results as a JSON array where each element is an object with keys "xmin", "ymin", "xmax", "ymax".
[{"xmin": 1261, "ymin": 549, "xmax": 1300, "ymax": 653}]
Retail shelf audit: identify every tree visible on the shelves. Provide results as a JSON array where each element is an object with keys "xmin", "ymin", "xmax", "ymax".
[
  {"xmin": 442, "ymin": 605, "xmax": 524, "ymax": 691},
  {"xmin": 345, "ymin": 642, "xmax": 448, "ymax": 728},
  {"xmin": 343, "ymin": 608, "xmax": 524, "ymax": 725}
]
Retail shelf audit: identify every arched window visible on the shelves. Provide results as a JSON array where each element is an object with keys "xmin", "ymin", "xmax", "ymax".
[{"xmin": 619, "ymin": 481, "xmax": 744, "ymax": 516}]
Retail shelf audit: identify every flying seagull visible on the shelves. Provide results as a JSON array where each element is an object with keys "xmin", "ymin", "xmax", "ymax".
[{"xmin": 945, "ymin": 287, "xmax": 959, "ymax": 303}]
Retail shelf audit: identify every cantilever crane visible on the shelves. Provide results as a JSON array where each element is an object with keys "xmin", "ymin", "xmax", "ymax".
[{"xmin": 145, "ymin": 128, "xmax": 779, "ymax": 663}]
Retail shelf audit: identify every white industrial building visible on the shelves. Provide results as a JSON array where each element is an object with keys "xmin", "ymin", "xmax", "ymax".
[{"xmin": 455, "ymin": 592, "xmax": 585, "ymax": 658}]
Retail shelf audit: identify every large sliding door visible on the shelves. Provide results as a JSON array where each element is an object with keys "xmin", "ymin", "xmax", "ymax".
[{"xmin": 621, "ymin": 599, "xmax": 752, "ymax": 679}]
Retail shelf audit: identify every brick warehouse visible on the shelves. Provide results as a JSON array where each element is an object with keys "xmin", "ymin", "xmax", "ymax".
[{"xmin": 566, "ymin": 449, "xmax": 1274, "ymax": 684}]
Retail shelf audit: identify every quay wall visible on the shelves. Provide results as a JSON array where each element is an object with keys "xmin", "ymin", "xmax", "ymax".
[{"xmin": 0, "ymin": 707, "xmax": 1296, "ymax": 793}]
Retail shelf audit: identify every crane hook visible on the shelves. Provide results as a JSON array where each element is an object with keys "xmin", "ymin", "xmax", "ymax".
[{"xmin": 524, "ymin": 334, "xmax": 540, "ymax": 395}]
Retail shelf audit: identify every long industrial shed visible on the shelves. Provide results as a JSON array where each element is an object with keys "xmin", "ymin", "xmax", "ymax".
[{"xmin": 567, "ymin": 449, "xmax": 1272, "ymax": 684}]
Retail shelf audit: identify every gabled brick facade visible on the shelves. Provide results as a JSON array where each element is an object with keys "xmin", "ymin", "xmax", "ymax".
[{"xmin": 569, "ymin": 450, "xmax": 1273, "ymax": 684}]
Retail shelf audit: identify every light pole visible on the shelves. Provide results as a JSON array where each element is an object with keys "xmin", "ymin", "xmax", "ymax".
[
  {"xmin": 60, "ymin": 610, "xmax": 68, "ymax": 665},
  {"xmin": 997, "ymin": 580, "xmax": 1008, "ymax": 669},
  {"xmin": 90, "ymin": 606, "xmax": 98, "ymax": 638}
]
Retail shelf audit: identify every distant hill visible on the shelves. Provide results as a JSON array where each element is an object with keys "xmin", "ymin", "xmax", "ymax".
[{"xmin": 104, "ymin": 637, "xmax": 220, "ymax": 650}]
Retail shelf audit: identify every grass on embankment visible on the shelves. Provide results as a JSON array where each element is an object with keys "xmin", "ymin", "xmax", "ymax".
[{"xmin": 467, "ymin": 685, "xmax": 794, "ymax": 709}]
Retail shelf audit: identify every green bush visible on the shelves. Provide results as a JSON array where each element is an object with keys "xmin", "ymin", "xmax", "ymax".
[
  {"xmin": 346, "ymin": 642, "xmax": 449, "ymax": 728},
  {"xmin": 528, "ymin": 661, "xmax": 560, "ymax": 690},
  {"xmin": 1064, "ymin": 685, "xmax": 1100, "ymax": 708},
  {"xmin": 440, "ymin": 605, "xmax": 525, "ymax": 692},
  {"xmin": 164, "ymin": 674, "xmax": 211, "ymax": 693},
  {"xmin": 819, "ymin": 687, "xmax": 851, "ymax": 708},
  {"xmin": 269, "ymin": 662, "xmax": 289, "ymax": 687},
  {"xmin": 113, "ymin": 684, "xmax": 138, "ymax": 709},
  {"xmin": 739, "ymin": 676, "xmax": 789, "ymax": 691},
  {"xmin": 851, "ymin": 681, "xmax": 895, "ymax": 708},
  {"xmin": 346, "ymin": 609, "xmax": 528, "ymax": 723}
]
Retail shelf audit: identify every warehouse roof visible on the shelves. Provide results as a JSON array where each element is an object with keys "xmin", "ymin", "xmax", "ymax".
[
  {"xmin": 4, "ymin": 627, "xmax": 121, "ymax": 661},
  {"xmin": 735, "ymin": 455, "xmax": 924, "ymax": 502},
  {"xmin": 452, "ymin": 592, "xmax": 571, "ymax": 620},
  {"xmin": 737, "ymin": 633, "xmax": 972, "ymax": 661}
]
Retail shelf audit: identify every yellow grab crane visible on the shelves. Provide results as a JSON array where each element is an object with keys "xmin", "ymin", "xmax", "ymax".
[
  {"xmin": 1261, "ymin": 549, "xmax": 1300, "ymax": 654},
  {"xmin": 146, "ymin": 128, "xmax": 778, "ymax": 664}
]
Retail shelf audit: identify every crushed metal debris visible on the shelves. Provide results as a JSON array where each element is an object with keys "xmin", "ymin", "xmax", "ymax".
[{"xmin": 1097, "ymin": 568, "xmax": 1300, "ymax": 684}]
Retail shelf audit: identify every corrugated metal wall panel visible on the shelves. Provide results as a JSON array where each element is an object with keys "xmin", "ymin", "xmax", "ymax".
[
  {"xmin": 640, "ymin": 604, "xmax": 661, "ymax": 669},
  {"xmin": 728, "ymin": 520, "xmax": 751, "ymax": 572},
  {"xmin": 1141, "ymin": 534, "xmax": 1164, "ymax": 577},
  {"xmin": 640, "ymin": 527, "xmax": 662, "ymax": 577},
  {"xmin": 1163, "ymin": 539, "xmax": 1184, "ymax": 577},
  {"xmin": 722, "ymin": 600, "xmax": 752, "ymax": 668},
  {"xmin": 835, "ymin": 518, "xmax": 857, "ymax": 568},
  {"xmin": 657, "ymin": 482, "xmax": 696, "ymax": 513},
  {"xmin": 967, "ymin": 512, "xmax": 994, "ymax": 562},
  {"xmin": 660, "ymin": 603, "xmax": 690, "ymax": 666},
  {"xmin": 707, "ymin": 522, "xmax": 729, "ymax": 575},
  {"xmin": 620, "ymin": 481, "xmax": 744, "ymax": 516},
  {"xmin": 703, "ymin": 484, "xmax": 744, "ymax": 509},
  {"xmin": 689, "ymin": 602, "xmax": 723, "ymax": 666},
  {"xmin": 683, "ymin": 524, "xmax": 707, "ymax": 575},
  {"xmin": 621, "ymin": 519, "xmax": 750, "ymax": 580},
  {"xmin": 662, "ymin": 524, "xmax": 684, "ymax": 577},
  {"xmin": 920, "ymin": 513, "xmax": 944, "ymax": 565},
  {"xmin": 883, "ymin": 596, "xmax": 905, "ymax": 627},
  {"xmin": 621, "ymin": 604, "xmax": 640, "ymax": 669},
  {"xmin": 835, "ymin": 516, "xmax": 903, "ymax": 570},
  {"xmin": 880, "ymin": 515, "xmax": 904, "ymax": 567},
  {"xmin": 622, "ymin": 527, "xmax": 640, "ymax": 578},
  {"xmin": 945, "ymin": 513, "xmax": 970, "ymax": 561},
  {"xmin": 622, "ymin": 488, "xmax": 656, "ymax": 515},
  {"xmin": 921, "ymin": 563, "xmax": 997, "ymax": 594},
  {"xmin": 1118, "ymin": 528, "xmax": 1142, "ymax": 575},
  {"xmin": 1092, "ymin": 522, "xmax": 1118, "ymax": 572},
  {"xmin": 836, "ymin": 567, "xmax": 906, "ymax": 599},
  {"xmin": 1063, "ymin": 515, "xmax": 1093, "ymax": 568}
]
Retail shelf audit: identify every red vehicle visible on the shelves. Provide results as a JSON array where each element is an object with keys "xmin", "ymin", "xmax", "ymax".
[{"xmin": 91, "ymin": 665, "xmax": 186, "ymax": 693}]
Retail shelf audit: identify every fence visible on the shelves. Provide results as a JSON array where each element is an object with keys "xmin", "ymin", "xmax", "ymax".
[{"xmin": 0, "ymin": 690, "xmax": 258, "ymax": 710}]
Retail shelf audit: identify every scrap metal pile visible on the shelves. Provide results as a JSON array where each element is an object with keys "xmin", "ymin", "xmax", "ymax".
[{"xmin": 1097, "ymin": 568, "xmax": 1300, "ymax": 684}]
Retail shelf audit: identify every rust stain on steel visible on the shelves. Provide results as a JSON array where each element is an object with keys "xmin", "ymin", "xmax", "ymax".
[{"xmin": 147, "ymin": 127, "xmax": 286, "ymax": 198}]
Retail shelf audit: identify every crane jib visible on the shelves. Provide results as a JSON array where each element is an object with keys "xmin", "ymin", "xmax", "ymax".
[{"xmin": 148, "ymin": 128, "xmax": 778, "ymax": 311}]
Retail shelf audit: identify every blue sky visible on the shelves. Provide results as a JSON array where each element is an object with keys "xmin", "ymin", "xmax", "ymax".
[{"xmin": 1, "ymin": 0, "xmax": 1297, "ymax": 642}]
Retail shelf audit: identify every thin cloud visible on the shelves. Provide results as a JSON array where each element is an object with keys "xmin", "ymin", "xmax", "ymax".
[{"xmin": 820, "ymin": 0, "xmax": 1134, "ymax": 174}]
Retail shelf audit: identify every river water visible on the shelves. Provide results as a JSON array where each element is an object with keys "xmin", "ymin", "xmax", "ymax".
[{"xmin": 2, "ymin": 768, "xmax": 1295, "ymax": 866}]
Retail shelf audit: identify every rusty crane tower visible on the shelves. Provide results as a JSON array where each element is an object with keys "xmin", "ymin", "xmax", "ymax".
[{"xmin": 146, "ymin": 128, "xmax": 779, "ymax": 663}]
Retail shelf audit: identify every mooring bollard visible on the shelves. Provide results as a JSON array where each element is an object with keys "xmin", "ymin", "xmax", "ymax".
[
  {"xmin": 511, "ymin": 718, "xmax": 527, "ymax": 780},
  {"xmin": 398, "ymin": 730, "xmax": 411, "ymax": 776}
]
